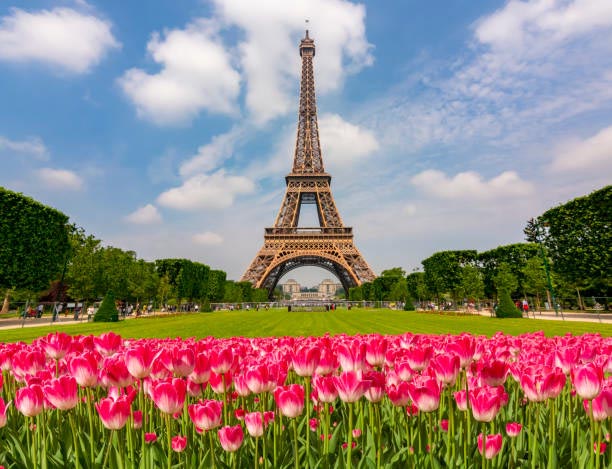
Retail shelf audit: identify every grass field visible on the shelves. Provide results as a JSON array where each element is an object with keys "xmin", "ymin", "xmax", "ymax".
[{"xmin": 1, "ymin": 308, "xmax": 611, "ymax": 343}]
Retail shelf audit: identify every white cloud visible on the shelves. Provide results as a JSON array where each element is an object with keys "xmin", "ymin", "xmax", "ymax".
[
  {"xmin": 36, "ymin": 168, "xmax": 83, "ymax": 190},
  {"xmin": 157, "ymin": 170, "xmax": 255, "ymax": 210},
  {"xmin": 124, "ymin": 204, "xmax": 162, "ymax": 224},
  {"xmin": 179, "ymin": 127, "xmax": 243, "ymax": 177},
  {"xmin": 0, "ymin": 135, "xmax": 48, "ymax": 159},
  {"xmin": 212, "ymin": 0, "xmax": 373, "ymax": 123},
  {"xmin": 410, "ymin": 170, "xmax": 534, "ymax": 200},
  {"xmin": 0, "ymin": 7, "xmax": 119, "ymax": 73},
  {"xmin": 550, "ymin": 125, "xmax": 612, "ymax": 173},
  {"xmin": 192, "ymin": 231, "xmax": 224, "ymax": 245},
  {"xmin": 318, "ymin": 113, "xmax": 379, "ymax": 168},
  {"xmin": 118, "ymin": 20, "xmax": 240, "ymax": 125}
]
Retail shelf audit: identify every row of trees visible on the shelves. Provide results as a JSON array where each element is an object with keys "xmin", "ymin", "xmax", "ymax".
[
  {"xmin": 0, "ymin": 187, "xmax": 268, "ymax": 312},
  {"xmin": 349, "ymin": 186, "xmax": 610, "ymax": 310}
]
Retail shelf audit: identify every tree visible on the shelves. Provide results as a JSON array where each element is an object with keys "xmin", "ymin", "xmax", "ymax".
[
  {"xmin": 406, "ymin": 272, "xmax": 429, "ymax": 305},
  {"xmin": 422, "ymin": 250, "xmax": 477, "ymax": 303},
  {"xmin": 207, "ymin": 270, "xmax": 226, "ymax": 301},
  {"xmin": 478, "ymin": 243, "xmax": 540, "ymax": 298},
  {"xmin": 389, "ymin": 277, "xmax": 408, "ymax": 302},
  {"xmin": 349, "ymin": 286, "xmax": 363, "ymax": 301},
  {"xmin": 0, "ymin": 188, "xmax": 70, "ymax": 312},
  {"xmin": 65, "ymin": 227, "xmax": 102, "ymax": 302},
  {"xmin": 458, "ymin": 265, "xmax": 484, "ymax": 303},
  {"xmin": 93, "ymin": 291, "xmax": 118, "ymax": 322},
  {"xmin": 494, "ymin": 263, "xmax": 518, "ymax": 295},
  {"xmin": 526, "ymin": 186, "xmax": 611, "ymax": 299},
  {"xmin": 521, "ymin": 257, "xmax": 548, "ymax": 310}
]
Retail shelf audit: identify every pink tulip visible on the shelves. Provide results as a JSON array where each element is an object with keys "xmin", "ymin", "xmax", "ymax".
[
  {"xmin": 583, "ymin": 388, "xmax": 612, "ymax": 421},
  {"xmin": 189, "ymin": 353, "xmax": 211, "ymax": 384},
  {"xmin": 125, "ymin": 345, "xmax": 158, "ymax": 379},
  {"xmin": 0, "ymin": 398, "xmax": 9, "ymax": 427},
  {"xmin": 292, "ymin": 345, "xmax": 320, "ymax": 377},
  {"xmin": 188, "ymin": 400, "xmax": 223, "ymax": 431},
  {"xmin": 313, "ymin": 375, "xmax": 339, "ymax": 403},
  {"xmin": 336, "ymin": 341, "xmax": 367, "ymax": 371},
  {"xmin": 43, "ymin": 376, "xmax": 79, "ymax": 411},
  {"xmin": 405, "ymin": 346, "xmax": 432, "ymax": 372},
  {"xmin": 233, "ymin": 374, "xmax": 251, "ymax": 397},
  {"xmin": 101, "ymin": 356, "xmax": 134, "ymax": 388},
  {"xmin": 478, "ymin": 433, "xmax": 502, "ymax": 459},
  {"xmin": 454, "ymin": 390, "xmax": 468, "ymax": 411},
  {"xmin": 218, "ymin": 425, "xmax": 244, "ymax": 452},
  {"xmin": 364, "ymin": 371, "xmax": 386, "ymax": 403},
  {"xmin": 440, "ymin": 419, "xmax": 449, "ymax": 432},
  {"xmin": 12, "ymin": 349, "xmax": 46, "ymax": 381},
  {"xmin": 506, "ymin": 422, "xmax": 523, "ymax": 437},
  {"xmin": 171, "ymin": 435, "xmax": 187, "ymax": 452},
  {"xmin": 210, "ymin": 348, "xmax": 234, "ymax": 374},
  {"xmin": 387, "ymin": 382, "xmax": 411, "ymax": 407},
  {"xmin": 365, "ymin": 336, "xmax": 387, "ymax": 367},
  {"xmin": 95, "ymin": 396, "xmax": 131, "ymax": 430},
  {"xmin": 15, "ymin": 384, "xmax": 44, "ymax": 417},
  {"xmin": 160, "ymin": 346, "xmax": 195, "ymax": 377},
  {"xmin": 469, "ymin": 386, "xmax": 505, "ymax": 423},
  {"xmin": 40, "ymin": 332, "xmax": 72, "ymax": 360},
  {"xmin": 315, "ymin": 347, "xmax": 337, "ymax": 375},
  {"xmin": 274, "ymin": 384, "xmax": 305, "ymax": 418},
  {"xmin": 520, "ymin": 368, "xmax": 566, "ymax": 402},
  {"xmin": 93, "ymin": 332, "xmax": 123, "ymax": 357},
  {"xmin": 407, "ymin": 376, "xmax": 441, "ymax": 412},
  {"xmin": 446, "ymin": 335, "xmax": 475, "ymax": 368},
  {"xmin": 480, "ymin": 360, "xmax": 509, "ymax": 387},
  {"xmin": 151, "ymin": 378, "xmax": 186, "ymax": 414},
  {"xmin": 595, "ymin": 442, "xmax": 607, "ymax": 454},
  {"xmin": 69, "ymin": 353, "xmax": 99, "ymax": 387},
  {"xmin": 430, "ymin": 354, "xmax": 460, "ymax": 386},
  {"xmin": 394, "ymin": 360, "xmax": 414, "ymax": 382},
  {"xmin": 209, "ymin": 371, "xmax": 233, "ymax": 394},
  {"xmin": 334, "ymin": 370, "xmax": 370, "ymax": 403},
  {"xmin": 133, "ymin": 410, "xmax": 143, "ymax": 429},
  {"xmin": 554, "ymin": 347, "xmax": 579, "ymax": 375},
  {"xmin": 245, "ymin": 411, "xmax": 264, "ymax": 437},
  {"xmin": 245, "ymin": 364, "xmax": 272, "ymax": 394},
  {"xmin": 145, "ymin": 432, "xmax": 157, "ymax": 443},
  {"xmin": 572, "ymin": 363, "xmax": 604, "ymax": 400}
]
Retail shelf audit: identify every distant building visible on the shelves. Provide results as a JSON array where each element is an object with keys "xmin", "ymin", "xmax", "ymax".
[
  {"xmin": 281, "ymin": 278, "xmax": 342, "ymax": 301},
  {"xmin": 318, "ymin": 279, "xmax": 341, "ymax": 297},
  {"xmin": 282, "ymin": 279, "xmax": 301, "ymax": 296}
]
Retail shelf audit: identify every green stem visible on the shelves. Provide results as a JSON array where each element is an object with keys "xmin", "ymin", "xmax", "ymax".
[
  {"xmin": 428, "ymin": 412, "xmax": 434, "ymax": 468},
  {"xmin": 166, "ymin": 414, "xmax": 172, "ymax": 469},
  {"xmin": 86, "ymin": 388, "xmax": 95, "ymax": 465},
  {"xmin": 254, "ymin": 436, "xmax": 259, "ymax": 469},
  {"xmin": 482, "ymin": 427, "xmax": 487, "ymax": 469},
  {"xmin": 102, "ymin": 431, "xmax": 113, "ymax": 469},
  {"xmin": 590, "ymin": 400, "xmax": 595, "ymax": 469},
  {"xmin": 531, "ymin": 404, "xmax": 539, "ymax": 469},
  {"xmin": 292, "ymin": 418, "xmax": 299, "ymax": 469},
  {"xmin": 375, "ymin": 403, "xmax": 382, "ymax": 469},
  {"xmin": 69, "ymin": 412, "xmax": 80, "ymax": 469},
  {"xmin": 305, "ymin": 377, "xmax": 311, "ymax": 466},
  {"xmin": 347, "ymin": 402, "xmax": 354, "ymax": 469},
  {"xmin": 209, "ymin": 429, "xmax": 217, "ymax": 469},
  {"xmin": 596, "ymin": 419, "xmax": 602, "ymax": 469}
]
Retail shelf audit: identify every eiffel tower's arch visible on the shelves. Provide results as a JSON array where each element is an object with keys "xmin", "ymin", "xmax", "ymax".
[
  {"xmin": 241, "ymin": 31, "xmax": 376, "ymax": 298},
  {"xmin": 257, "ymin": 252, "xmax": 360, "ymax": 296}
]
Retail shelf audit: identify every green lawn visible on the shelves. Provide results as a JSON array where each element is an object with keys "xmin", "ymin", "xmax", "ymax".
[{"xmin": 1, "ymin": 308, "xmax": 611, "ymax": 343}]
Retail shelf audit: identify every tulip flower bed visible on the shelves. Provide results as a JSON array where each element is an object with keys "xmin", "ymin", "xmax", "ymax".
[{"xmin": 0, "ymin": 330, "xmax": 611, "ymax": 468}]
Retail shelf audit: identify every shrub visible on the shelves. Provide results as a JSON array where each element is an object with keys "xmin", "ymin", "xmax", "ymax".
[
  {"xmin": 495, "ymin": 290, "xmax": 522, "ymax": 318},
  {"xmin": 93, "ymin": 291, "xmax": 119, "ymax": 322},
  {"xmin": 403, "ymin": 299, "xmax": 416, "ymax": 311},
  {"xmin": 201, "ymin": 299, "xmax": 212, "ymax": 312}
]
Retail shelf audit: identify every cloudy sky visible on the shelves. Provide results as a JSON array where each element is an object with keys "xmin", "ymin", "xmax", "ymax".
[{"xmin": 1, "ymin": 0, "xmax": 611, "ymax": 287}]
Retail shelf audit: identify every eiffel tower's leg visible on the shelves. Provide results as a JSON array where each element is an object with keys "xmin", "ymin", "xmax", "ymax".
[
  {"xmin": 274, "ymin": 188, "xmax": 300, "ymax": 228},
  {"xmin": 241, "ymin": 248, "xmax": 275, "ymax": 286}
]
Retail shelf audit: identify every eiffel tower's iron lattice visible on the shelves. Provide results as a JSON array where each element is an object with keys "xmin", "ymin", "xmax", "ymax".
[{"xmin": 241, "ymin": 30, "xmax": 376, "ymax": 296}]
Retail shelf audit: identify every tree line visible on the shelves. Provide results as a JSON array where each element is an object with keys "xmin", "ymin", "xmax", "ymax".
[
  {"xmin": 350, "ymin": 186, "xmax": 611, "ymax": 310},
  {"xmin": 0, "ymin": 187, "xmax": 268, "ymax": 312}
]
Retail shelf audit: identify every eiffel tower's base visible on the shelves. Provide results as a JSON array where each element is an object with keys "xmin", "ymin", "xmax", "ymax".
[{"xmin": 241, "ymin": 227, "xmax": 375, "ymax": 297}]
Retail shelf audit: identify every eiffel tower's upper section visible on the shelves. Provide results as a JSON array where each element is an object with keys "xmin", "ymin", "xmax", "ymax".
[{"xmin": 290, "ymin": 30, "xmax": 327, "ymax": 177}]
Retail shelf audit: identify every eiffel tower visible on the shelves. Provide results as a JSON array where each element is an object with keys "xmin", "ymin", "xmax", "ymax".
[{"xmin": 241, "ymin": 30, "xmax": 376, "ymax": 296}]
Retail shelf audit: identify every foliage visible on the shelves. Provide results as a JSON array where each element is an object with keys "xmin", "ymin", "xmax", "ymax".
[
  {"xmin": 521, "ymin": 257, "xmax": 548, "ymax": 300},
  {"xmin": 458, "ymin": 265, "xmax": 485, "ymax": 301},
  {"xmin": 0, "ymin": 187, "xmax": 70, "ymax": 291},
  {"xmin": 403, "ymin": 298, "xmax": 416, "ymax": 311},
  {"xmin": 208, "ymin": 270, "xmax": 227, "ymax": 301},
  {"xmin": 93, "ymin": 291, "xmax": 118, "ymax": 322},
  {"xmin": 348, "ymin": 286, "xmax": 363, "ymax": 301},
  {"xmin": 526, "ymin": 185, "xmax": 611, "ymax": 297},
  {"xmin": 406, "ymin": 272, "xmax": 429, "ymax": 303},
  {"xmin": 494, "ymin": 263, "xmax": 519, "ymax": 295},
  {"xmin": 478, "ymin": 243, "xmax": 540, "ymax": 297},
  {"xmin": 495, "ymin": 289, "xmax": 523, "ymax": 318},
  {"xmin": 422, "ymin": 250, "xmax": 477, "ymax": 301}
]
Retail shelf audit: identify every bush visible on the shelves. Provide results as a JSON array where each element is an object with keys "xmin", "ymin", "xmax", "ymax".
[
  {"xmin": 201, "ymin": 299, "xmax": 212, "ymax": 312},
  {"xmin": 495, "ymin": 290, "xmax": 523, "ymax": 318},
  {"xmin": 93, "ymin": 291, "xmax": 119, "ymax": 322},
  {"xmin": 403, "ymin": 299, "xmax": 416, "ymax": 311}
]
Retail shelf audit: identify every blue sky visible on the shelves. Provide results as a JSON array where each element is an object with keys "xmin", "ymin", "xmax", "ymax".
[{"xmin": 1, "ymin": 0, "xmax": 611, "ymax": 287}]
